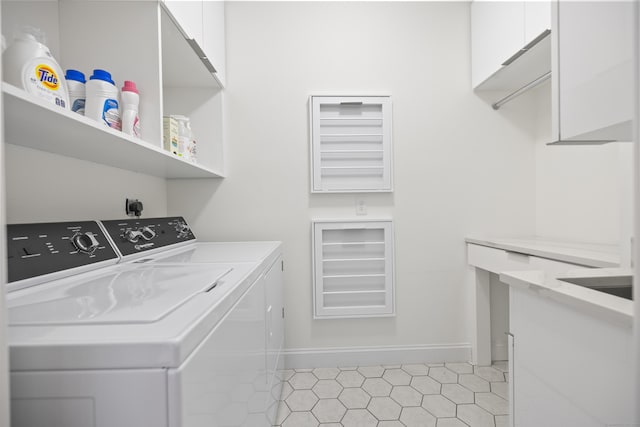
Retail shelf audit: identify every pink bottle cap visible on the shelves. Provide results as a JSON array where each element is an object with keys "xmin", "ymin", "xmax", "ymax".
[{"xmin": 122, "ymin": 80, "xmax": 139, "ymax": 93}]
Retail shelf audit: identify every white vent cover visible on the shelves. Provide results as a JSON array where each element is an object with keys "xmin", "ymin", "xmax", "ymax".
[
  {"xmin": 310, "ymin": 96, "xmax": 393, "ymax": 193},
  {"xmin": 312, "ymin": 220, "xmax": 395, "ymax": 319}
]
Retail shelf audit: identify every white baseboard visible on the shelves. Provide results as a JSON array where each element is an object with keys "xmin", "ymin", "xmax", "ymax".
[{"xmin": 283, "ymin": 343, "xmax": 471, "ymax": 369}]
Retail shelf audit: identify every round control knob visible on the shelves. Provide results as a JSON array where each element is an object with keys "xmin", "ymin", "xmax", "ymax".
[
  {"xmin": 72, "ymin": 232, "xmax": 99, "ymax": 254},
  {"xmin": 140, "ymin": 226, "xmax": 156, "ymax": 241},
  {"xmin": 124, "ymin": 229, "xmax": 140, "ymax": 243},
  {"xmin": 175, "ymin": 221, "xmax": 190, "ymax": 234}
]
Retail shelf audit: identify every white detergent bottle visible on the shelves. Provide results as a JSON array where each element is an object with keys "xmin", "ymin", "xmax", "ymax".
[
  {"xmin": 174, "ymin": 115, "xmax": 191, "ymax": 158},
  {"xmin": 121, "ymin": 80, "xmax": 140, "ymax": 138},
  {"xmin": 65, "ymin": 69, "xmax": 86, "ymax": 115},
  {"xmin": 185, "ymin": 120, "xmax": 197, "ymax": 163},
  {"xmin": 3, "ymin": 28, "xmax": 69, "ymax": 109},
  {"xmin": 85, "ymin": 69, "xmax": 121, "ymax": 130}
]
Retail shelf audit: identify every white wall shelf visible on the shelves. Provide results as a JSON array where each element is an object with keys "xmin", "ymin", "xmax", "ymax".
[
  {"xmin": 312, "ymin": 220, "xmax": 395, "ymax": 319},
  {"xmin": 2, "ymin": 0, "xmax": 226, "ymax": 180},
  {"xmin": 3, "ymin": 83, "xmax": 223, "ymax": 179}
]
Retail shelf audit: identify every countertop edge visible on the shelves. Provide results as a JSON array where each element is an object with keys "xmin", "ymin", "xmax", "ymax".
[
  {"xmin": 499, "ymin": 269, "xmax": 633, "ymax": 328},
  {"xmin": 465, "ymin": 236, "xmax": 619, "ymax": 268}
]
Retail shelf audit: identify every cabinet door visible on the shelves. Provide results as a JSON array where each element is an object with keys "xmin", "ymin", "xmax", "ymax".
[
  {"xmin": 202, "ymin": 0, "xmax": 226, "ymax": 86},
  {"xmin": 524, "ymin": 1, "xmax": 551, "ymax": 45},
  {"xmin": 553, "ymin": 1, "xmax": 634, "ymax": 142},
  {"xmin": 471, "ymin": 1, "xmax": 525, "ymax": 87},
  {"xmin": 164, "ymin": 0, "xmax": 204, "ymax": 46},
  {"xmin": 509, "ymin": 286, "xmax": 634, "ymax": 427}
]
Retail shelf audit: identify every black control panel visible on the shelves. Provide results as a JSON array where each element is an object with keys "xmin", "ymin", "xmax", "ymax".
[
  {"xmin": 7, "ymin": 221, "xmax": 119, "ymax": 283},
  {"xmin": 100, "ymin": 217, "xmax": 196, "ymax": 257}
]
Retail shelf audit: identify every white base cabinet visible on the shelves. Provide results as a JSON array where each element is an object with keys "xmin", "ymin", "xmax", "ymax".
[
  {"xmin": 509, "ymin": 286, "xmax": 634, "ymax": 427},
  {"xmin": 466, "ymin": 242, "xmax": 596, "ymax": 366}
]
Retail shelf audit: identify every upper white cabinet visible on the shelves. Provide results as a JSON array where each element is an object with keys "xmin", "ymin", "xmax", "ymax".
[
  {"xmin": 1, "ymin": 0, "xmax": 226, "ymax": 178},
  {"xmin": 550, "ymin": 1, "xmax": 634, "ymax": 144},
  {"xmin": 471, "ymin": 1, "xmax": 525, "ymax": 88},
  {"xmin": 164, "ymin": 1, "xmax": 203, "ymax": 51},
  {"xmin": 202, "ymin": 1, "xmax": 227, "ymax": 88},
  {"xmin": 471, "ymin": 1, "xmax": 551, "ymax": 89},
  {"xmin": 163, "ymin": 0, "xmax": 226, "ymax": 87},
  {"xmin": 524, "ymin": 2, "xmax": 551, "ymax": 44}
]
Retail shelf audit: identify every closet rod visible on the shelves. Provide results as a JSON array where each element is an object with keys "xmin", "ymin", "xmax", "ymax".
[{"xmin": 492, "ymin": 71, "xmax": 551, "ymax": 110}]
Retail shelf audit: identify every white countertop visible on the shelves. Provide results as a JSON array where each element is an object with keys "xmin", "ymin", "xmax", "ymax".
[
  {"xmin": 499, "ymin": 267, "xmax": 633, "ymax": 327},
  {"xmin": 466, "ymin": 235, "xmax": 620, "ymax": 268}
]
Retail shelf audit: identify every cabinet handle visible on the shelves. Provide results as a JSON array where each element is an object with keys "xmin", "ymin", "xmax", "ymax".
[
  {"xmin": 505, "ymin": 250, "xmax": 529, "ymax": 258},
  {"xmin": 186, "ymin": 39, "xmax": 217, "ymax": 73},
  {"xmin": 546, "ymin": 139, "xmax": 617, "ymax": 145},
  {"xmin": 340, "ymin": 102, "xmax": 364, "ymax": 106},
  {"xmin": 186, "ymin": 38, "xmax": 206, "ymax": 59},
  {"xmin": 501, "ymin": 29, "xmax": 551, "ymax": 66}
]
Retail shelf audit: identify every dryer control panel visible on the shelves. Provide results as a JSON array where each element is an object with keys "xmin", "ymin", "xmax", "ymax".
[
  {"xmin": 100, "ymin": 216, "xmax": 196, "ymax": 257},
  {"xmin": 7, "ymin": 221, "xmax": 119, "ymax": 283}
]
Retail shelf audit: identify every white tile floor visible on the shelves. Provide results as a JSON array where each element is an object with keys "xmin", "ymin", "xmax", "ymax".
[{"xmin": 274, "ymin": 362, "xmax": 509, "ymax": 427}]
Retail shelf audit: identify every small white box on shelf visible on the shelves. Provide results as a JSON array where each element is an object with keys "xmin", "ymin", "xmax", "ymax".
[{"xmin": 163, "ymin": 116, "xmax": 179, "ymax": 156}]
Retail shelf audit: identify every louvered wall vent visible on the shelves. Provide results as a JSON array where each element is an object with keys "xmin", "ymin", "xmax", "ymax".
[
  {"xmin": 312, "ymin": 220, "xmax": 395, "ymax": 319},
  {"xmin": 310, "ymin": 96, "xmax": 393, "ymax": 193}
]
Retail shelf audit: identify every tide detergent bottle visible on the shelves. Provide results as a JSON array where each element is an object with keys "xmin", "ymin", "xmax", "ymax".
[{"xmin": 3, "ymin": 28, "xmax": 69, "ymax": 109}]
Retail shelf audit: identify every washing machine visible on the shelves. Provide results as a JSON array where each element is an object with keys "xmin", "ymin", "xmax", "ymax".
[
  {"xmin": 99, "ymin": 217, "xmax": 285, "ymax": 425},
  {"xmin": 6, "ymin": 217, "xmax": 283, "ymax": 427}
]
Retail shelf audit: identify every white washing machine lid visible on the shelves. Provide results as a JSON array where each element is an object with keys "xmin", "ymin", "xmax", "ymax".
[
  {"xmin": 8, "ymin": 264, "xmax": 232, "ymax": 326},
  {"xmin": 144, "ymin": 241, "xmax": 281, "ymax": 264}
]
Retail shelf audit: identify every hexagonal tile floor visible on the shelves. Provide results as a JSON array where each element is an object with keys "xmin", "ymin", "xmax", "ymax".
[{"xmin": 274, "ymin": 362, "xmax": 509, "ymax": 426}]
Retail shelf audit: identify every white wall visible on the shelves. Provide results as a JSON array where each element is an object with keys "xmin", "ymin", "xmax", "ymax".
[
  {"xmin": 4, "ymin": 145, "xmax": 168, "ymax": 223},
  {"xmin": 533, "ymin": 82, "xmax": 633, "ymax": 255},
  {"xmin": 168, "ymin": 1, "xmax": 537, "ymax": 361}
]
